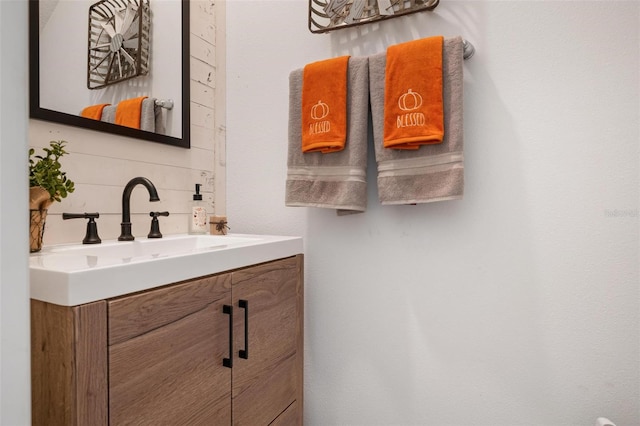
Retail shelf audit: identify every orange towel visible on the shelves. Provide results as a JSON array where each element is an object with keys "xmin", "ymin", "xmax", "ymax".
[
  {"xmin": 80, "ymin": 103, "xmax": 110, "ymax": 120},
  {"xmin": 115, "ymin": 96, "xmax": 148, "ymax": 129},
  {"xmin": 383, "ymin": 36, "xmax": 444, "ymax": 150},
  {"xmin": 301, "ymin": 56, "xmax": 350, "ymax": 153}
]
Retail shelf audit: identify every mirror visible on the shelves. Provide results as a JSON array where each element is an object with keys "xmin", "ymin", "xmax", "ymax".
[{"xmin": 29, "ymin": 0, "xmax": 190, "ymax": 148}]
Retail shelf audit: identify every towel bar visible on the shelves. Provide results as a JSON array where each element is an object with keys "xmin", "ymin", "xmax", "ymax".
[
  {"xmin": 463, "ymin": 39, "xmax": 475, "ymax": 60},
  {"xmin": 154, "ymin": 99, "xmax": 174, "ymax": 110}
]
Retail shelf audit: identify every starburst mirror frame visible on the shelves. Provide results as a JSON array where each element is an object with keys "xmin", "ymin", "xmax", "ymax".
[{"xmin": 87, "ymin": 0, "xmax": 151, "ymax": 89}]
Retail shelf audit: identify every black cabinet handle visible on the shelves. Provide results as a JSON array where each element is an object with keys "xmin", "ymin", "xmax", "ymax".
[
  {"xmin": 239, "ymin": 299, "xmax": 249, "ymax": 359},
  {"xmin": 223, "ymin": 305, "xmax": 233, "ymax": 368}
]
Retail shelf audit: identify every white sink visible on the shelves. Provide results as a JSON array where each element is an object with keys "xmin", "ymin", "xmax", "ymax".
[
  {"xmin": 30, "ymin": 233, "xmax": 303, "ymax": 306},
  {"xmin": 43, "ymin": 234, "xmax": 260, "ymax": 260}
]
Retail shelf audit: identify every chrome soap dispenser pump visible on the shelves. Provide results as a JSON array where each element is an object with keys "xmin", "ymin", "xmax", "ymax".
[{"xmin": 189, "ymin": 183, "xmax": 208, "ymax": 234}]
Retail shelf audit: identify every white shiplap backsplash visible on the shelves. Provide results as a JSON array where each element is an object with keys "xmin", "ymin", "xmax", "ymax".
[{"xmin": 29, "ymin": 0, "xmax": 221, "ymax": 246}]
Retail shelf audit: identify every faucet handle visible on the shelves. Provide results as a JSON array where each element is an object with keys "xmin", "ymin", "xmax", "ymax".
[
  {"xmin": 150, "ymin": 211, "xmax": 170, "ymax": 218},
  {"xmin": 148, "ymin": 211, "xmax": 170, "ymax": 239},
  {"xmin": 62, "ymin": 213, "xmax": 102, "ymax": 244}
]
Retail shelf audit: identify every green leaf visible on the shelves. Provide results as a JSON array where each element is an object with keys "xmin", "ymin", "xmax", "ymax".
[{"xmin": 29, "ymin": 140, "xmax": 75, "ymax": 202}]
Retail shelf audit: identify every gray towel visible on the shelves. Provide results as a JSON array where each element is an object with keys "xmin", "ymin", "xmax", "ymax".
[
  {"xmin": 140, "ymin": 98, "xmax": 158, "ymax": 133},
  {"xmin": 369, "ymin": 36, "xmax": 464, "ymax": 205},
  {"xmin": 101, "ymin": 105, "xmax": 116, "ymax": 124},
  {"xmin": 286, "ymin": 56, "xmax": 369, "ymax": 214},
  {"xmin": 99, "ymin": 98, "xmax": 164, "ymax": 133}
]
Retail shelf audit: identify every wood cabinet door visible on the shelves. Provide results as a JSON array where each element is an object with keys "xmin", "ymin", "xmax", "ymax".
[
  {"xmin": 231, "ymin": 256, "xmax": 303, "ymax": 425},
  {"xmin": 31, "ymin": 300, "xmax": 108, "ymax": 426},
  {"xmin": 108, "ymin": 273, "xmax": 233, "ymax": 425}
]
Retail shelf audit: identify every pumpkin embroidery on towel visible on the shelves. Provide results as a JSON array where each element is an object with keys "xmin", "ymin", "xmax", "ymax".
[
  {"xmin": 396, "ymin": 89, "xmax": 426, "ymax": 128},
  {"xmin": 309, "ymin": 100, "xmax": 331, "ymax": 135},
  {"xmin": 382, "ymin": 36, "xmax": 444, "ymax": 149}
]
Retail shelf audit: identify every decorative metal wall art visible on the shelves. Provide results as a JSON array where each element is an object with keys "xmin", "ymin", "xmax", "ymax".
[
  {"xmin": 87, "ymin": 0, "xmax": 151, "ymax": 89},
  {"xmin": 309, "ymin": 0, "xmax": 439, "ymax": 34}
]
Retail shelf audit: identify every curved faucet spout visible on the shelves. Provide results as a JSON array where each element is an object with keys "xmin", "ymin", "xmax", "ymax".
[{"xmin": 119, "ymin": 177, "xmax": 160, "ymax": 241}]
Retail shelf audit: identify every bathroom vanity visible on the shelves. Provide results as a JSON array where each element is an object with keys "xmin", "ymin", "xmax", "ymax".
[{"xmin": 30, "ymin": 234, "xmax": 303, "ymax": 425}]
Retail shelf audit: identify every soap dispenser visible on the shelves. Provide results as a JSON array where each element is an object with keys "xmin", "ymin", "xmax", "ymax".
[{"xmin": 189, "ymin": 184, "xmax": 208, "ymax": 234}]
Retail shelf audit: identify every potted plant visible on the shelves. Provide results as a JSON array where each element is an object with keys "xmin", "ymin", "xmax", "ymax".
[{"xmin": 29, "ymin": 140, "xmax": 75, "ymax": 252}]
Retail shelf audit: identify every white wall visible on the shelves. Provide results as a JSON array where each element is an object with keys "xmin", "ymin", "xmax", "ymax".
[
  {"xmin": 30, "ymin": 0, "xmax": 218, "ymax": 245},
  {"xmin": 226, "ymin": 1, "xmax": 639, "ymax": 425},
  {"xmin": 0, "ymin": 1, "xmax": 31, "ymax": 424}
]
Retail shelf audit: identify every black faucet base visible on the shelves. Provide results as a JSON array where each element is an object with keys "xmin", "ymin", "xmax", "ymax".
[{"xmin": 118, "ymin": 223, "xmax": 135, "ymax": 241}]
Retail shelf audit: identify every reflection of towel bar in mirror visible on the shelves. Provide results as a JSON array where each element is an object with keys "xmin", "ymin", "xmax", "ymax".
[{"xmin": 154, "ymin": 99, "xmax": 174, "ymax": 110}]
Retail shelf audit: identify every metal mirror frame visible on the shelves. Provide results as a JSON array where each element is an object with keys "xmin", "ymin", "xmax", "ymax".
[{"xmin": 28, "ymin": 0, "xmax": 190, "ymax": 149}]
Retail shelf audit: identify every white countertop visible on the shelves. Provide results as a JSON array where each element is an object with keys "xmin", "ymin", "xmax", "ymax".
[{"xmin": 30, "ymin": 233, "xmax": 303, "ymax": 306}]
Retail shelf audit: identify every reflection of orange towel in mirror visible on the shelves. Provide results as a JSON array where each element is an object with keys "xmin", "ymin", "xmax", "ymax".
[
  {"xmin": 80, "ymin": 103, "xmax": 110, "ymax": 120},
  {"xmin": 115, "ymin": 96, "xmax": 148, "ymax": 129},
  {"xmin": 384, "ymin": 36, "xmax": 444, "ymax": 150}
]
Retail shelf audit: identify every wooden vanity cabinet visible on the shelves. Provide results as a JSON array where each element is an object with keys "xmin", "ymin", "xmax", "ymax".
[
  {"xmin": 31, "ymin": 255, "xmax": 304, "ymax": 426},
  {"xmin": 231, "ymin": 257, "xmax": 303, "ymax": 425},
  {"xmin": 108, "ymin": 272, "xmax": 233, "ymax": 425},
  {"xmin": 31, "ymin": 299, "xmax": 109, "ymax": 426}
]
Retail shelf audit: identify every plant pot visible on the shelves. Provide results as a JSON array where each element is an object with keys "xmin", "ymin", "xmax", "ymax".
[
  {"xmin": 30, "ymin": 209, "xmax": 48, "ymax": 253},
  {"xmin": 30, "ymin": 186, "xmax": 52, "ymax": 253}
]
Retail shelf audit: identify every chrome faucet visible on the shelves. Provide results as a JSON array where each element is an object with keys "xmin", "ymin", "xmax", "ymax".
[{"xmin": 118, "ymin": 177, "xmax": 160, "ymax": 241}]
